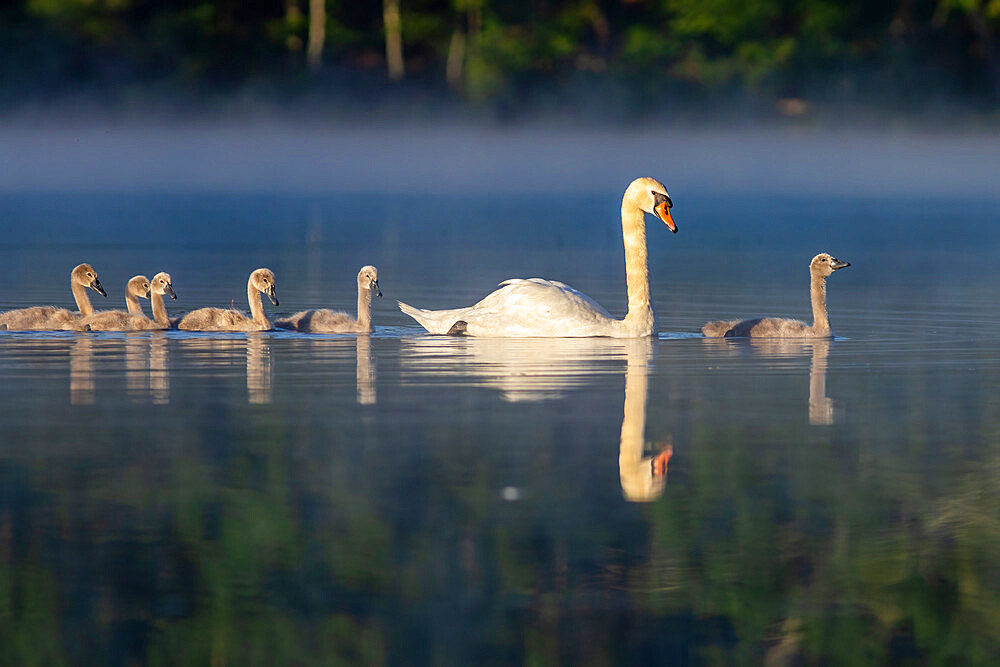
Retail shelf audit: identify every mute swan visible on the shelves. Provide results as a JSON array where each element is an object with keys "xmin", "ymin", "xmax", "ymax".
[
  {"xmin": 398, "ymin": 177, "xmax": 677, "ymax": 337},
  {"xmin": 701, "ymin": 253, "xmax": 850, "ymax": 338},
  {"xmin": 276, "ymin": 266, "xmax": 381, "ymax": 333},
  {"xmin": 0, "ymin": 263, "xmax": 107, "ymax": 330},
  {"xmin": 176, "ymin": 268, "xmax": 277, "ymax": 331}
]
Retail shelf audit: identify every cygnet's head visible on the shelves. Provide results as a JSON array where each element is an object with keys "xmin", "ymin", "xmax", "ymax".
[
  {"xmin": 128, "ymin": 275, "xmax": 151, "ymax": 299},
  {"xmin": 624, "ymin": 177, "xmax": 676, "ymax": 233},
  {"xmin": 250, "ymin": 268, "xmax": 278, "ymax": 306},
  {"xmin": 810, "ymin": 253, "xmax": 851, "ymax": 278},
  {"xmin": 151, "ymin": 272, "xmax": 176, "ymax": 300},
  {"xmin": 72, "ymin": 263, "xmax": 107, "ymax": 297},
  {"xmin": 357, "ymin": 265, "xmax": 382, "ymax": 298}
]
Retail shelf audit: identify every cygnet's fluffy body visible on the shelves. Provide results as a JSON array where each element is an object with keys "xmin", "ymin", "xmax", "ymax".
[
  {"xmin": 0, "ymin": 263, "xmax": 107, "ymax": 330},
  {"xmin": 82, "ymin": 273, "xmax": 178, "ymax": 331},
  {"xmin": 80, "ymin": 275, "xmax": 153, "ymax": 331},
  {"xmin": 177, "ymin": 268, "xmax": 277, "ymax": 332},
  {"xmin": 702, "ymin": 253, "xmax": 850, "ymax": 338},
  {"xmin": 277, "ymin": 266, "xmax": 381, "ymax": 333}
]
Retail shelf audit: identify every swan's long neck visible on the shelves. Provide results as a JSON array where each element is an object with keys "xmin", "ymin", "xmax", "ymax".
[
  {"xmin": 621, "ymin": 202, "xmax": 654, "ymax": 334},
  {"xmin": 126, "ymin": 292, "xmax": 143, "ymax": 316},
  {"xmin": 357, "ymin": 285, "xmax": 372, "ymax": 332},
  {"xmin": 151, "ymin": 292, "xmax": 169, "ymax": 326},
  {"xmin": 810, "ymin": 271, "xmax": 830, "ymax": 334},
  {"xmin": 71, "ymin": 280, "xmax": 94, "ymax": 316},
  {"xmin": 618, "ymin": 353, "xmax": 648, "ymax": 474},
  {"xmin": 247, "ymin": 280, "xmax": 269, "ymax": 327},
  {"xmin": 619, "ymin": 341, "xmax": 660, "ymax": 501}
]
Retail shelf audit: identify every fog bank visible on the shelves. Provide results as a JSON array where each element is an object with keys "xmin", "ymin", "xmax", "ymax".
[{"xmin": 2, "ymin": 122, "xmax": 998, "ymax": 198}]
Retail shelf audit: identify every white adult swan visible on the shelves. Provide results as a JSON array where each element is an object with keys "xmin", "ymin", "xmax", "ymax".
[
  {"xmin": 0, "ymin": 263, "xmax": 107, "ymax": 330},
  {"xmin": 702, "ymin": 253, "xmax": 850, "ymax": 338},
  {"xmin": 398, "ymin": 177, "xmax": 677, "ymax": 337},
  {"xmin": 276, "ymin": 266, "xmax": 381, "ymax": 333}
]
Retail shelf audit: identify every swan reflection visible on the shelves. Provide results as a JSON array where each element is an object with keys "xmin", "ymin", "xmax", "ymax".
[
  {"xmin": 401, "ymin": 335, "xmax": 672, "ymax": 502},
  {"xmin": 701, "ymin": 337, "xmax": 839, "ymax": 425},
  {"xmin": 619, "ymin": 339, "xmax": 672, "ymax": 502},
  {"xmin": 400, "ymin": 336, "xmax": 625, "ymax": 402}
]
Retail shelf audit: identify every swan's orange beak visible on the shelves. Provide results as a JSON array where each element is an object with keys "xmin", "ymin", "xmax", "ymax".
[
  {"xmin": 655, "ymin": 201, "xmax": 676, "ymax": 233},
  {"xmin": 652, "ymin": 444, "xmax": 673, "ymax": 477}
]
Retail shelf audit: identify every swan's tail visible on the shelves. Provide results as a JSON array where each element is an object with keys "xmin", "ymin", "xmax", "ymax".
[{"xmin": 398, "ymin": 301, "xmax": 466, "ymax": 335}]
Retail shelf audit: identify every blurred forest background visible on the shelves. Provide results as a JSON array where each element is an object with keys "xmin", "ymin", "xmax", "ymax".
[{"xmin": 3, "ymin": 0, "xmax": 999, "ymax": 120}]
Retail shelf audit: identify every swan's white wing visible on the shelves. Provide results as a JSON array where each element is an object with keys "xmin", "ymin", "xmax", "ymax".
[{"xmin": 459, "ymin": 278, "xmax": 618, "ymax": 337}]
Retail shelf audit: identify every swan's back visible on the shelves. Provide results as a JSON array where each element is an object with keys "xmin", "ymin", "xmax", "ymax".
[
  {"xmin": 276, "ymin": 309, "xmax": 359, "ymax": 333},
  {"xmin": 81, "ymin": 310, "xmax": 164, "ymax": 331},
  {"xmin": 400, "ymin": 279, "xmax": 618, "ymax": 337},
  {"xmin": 702, "ymin": 317, "xmax": 814, "ymax": 338},
  {"xmin": 177, "ymin": 307, "xmax": 268, "ymax": 332},
  {"xmin": 0, "ymin": 306, "xmax": 80, "ymax": 331}
]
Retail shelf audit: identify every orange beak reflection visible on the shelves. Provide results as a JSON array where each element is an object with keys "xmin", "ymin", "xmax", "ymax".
[
  {"xmin": 652, "ymin": 444, "xmax": 673, "ymax": 478},
  {"xmin": 655, "ymin": 201, "xmax": 676, "ymax": 233}
]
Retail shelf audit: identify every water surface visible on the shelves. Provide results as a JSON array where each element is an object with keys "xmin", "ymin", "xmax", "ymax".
[{"xmin": 1, "ymin": 192, "xmax": 999, "ymax": 664}]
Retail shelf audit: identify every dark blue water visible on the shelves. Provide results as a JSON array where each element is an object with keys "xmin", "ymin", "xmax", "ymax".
[{"xmin": 1, "ymin": 191, "xmax": 999, "ymax": 664}]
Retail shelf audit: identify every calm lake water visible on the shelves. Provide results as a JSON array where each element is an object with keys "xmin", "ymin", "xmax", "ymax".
[{"xmin": 1, "ymin": 191, "xmax": 999, "ymax": 664}]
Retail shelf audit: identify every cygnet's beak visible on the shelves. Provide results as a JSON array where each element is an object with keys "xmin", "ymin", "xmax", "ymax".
[
  {"xmin": 372, "ymin": 280, "xmax": 382, "ymax": 298},
  {"xmin": 166, "ymin": 284, "xmax": 177, "ymax": 300},
  {"xmin": 144, "ymin": 287, "xmax": 151, "ymax": 298},
  {"xmin": 654, "ymin": 201, "xmax": 677, "ymax": 233},
  {"xmin": 91, "ymin": 279, "xmax": 107, "ymax": 297},
  {"xmin": 831, "ymin": 258, "xmax": 851, "ymax": 270},
  {"xmin": 266, "ymin": 287, "xmax": 278, "ymax": 306}
]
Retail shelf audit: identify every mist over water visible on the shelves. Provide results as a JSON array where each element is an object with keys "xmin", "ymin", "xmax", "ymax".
[{"xmin": 2, "ymin": 120, "xmax": 999, "ymax": 198}]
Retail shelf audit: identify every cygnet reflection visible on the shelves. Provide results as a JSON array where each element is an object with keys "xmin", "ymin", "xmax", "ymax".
[
  {"xmin": 356, "ymin": 334, "xmax": 375, "ymax": 405},
  {"xmin": 176, "ymin": 334, "xmax": 273, "ymax": 405},
  {"xmin": 246, "ymin": 333, "xmax": 272, "ymax": 405},
  {"xmin": 293, "ymin": 335, "xmax": 378, "ymax": 405},
  {"xmin": 401, "ymin": 335, "xmax": 672, "ymax": 502},
  {"xmin": 701, "ymin": 337, "xmax": 839, "ymax": 425},
  {"xmin": 122, "ymin": 334, "xmax": 170, "ymax": 403},
  {"xmin": 149, "ymin": 334, "xmax": 169, "ymax": 405},
  {"xmin": 69, "ymin": 336, "xmax": 95, "ymax": 405}
]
